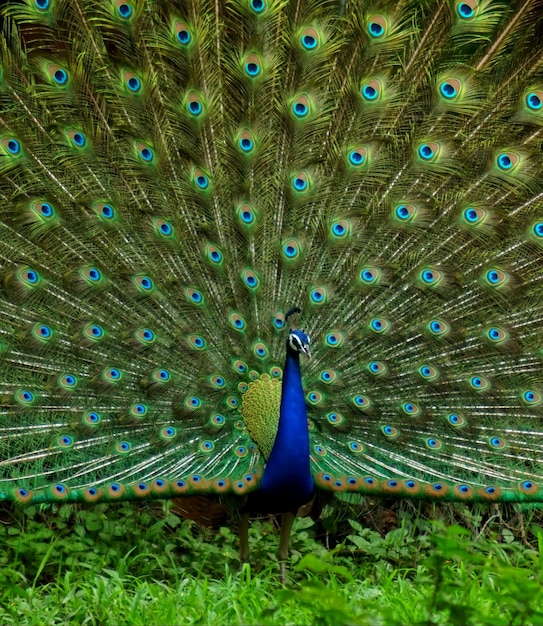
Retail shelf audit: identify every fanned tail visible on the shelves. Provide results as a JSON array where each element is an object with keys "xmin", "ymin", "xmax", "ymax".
[{"xmin": 0, "ymin": 0, "xmax": 543, "ymax": 506}]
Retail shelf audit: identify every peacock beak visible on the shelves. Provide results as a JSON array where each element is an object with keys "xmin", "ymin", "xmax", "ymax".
[{"xmin": 302, "ymin": 347, "xmax": 311, "ymax": 360}]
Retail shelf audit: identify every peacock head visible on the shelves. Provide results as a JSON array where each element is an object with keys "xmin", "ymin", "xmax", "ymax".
[{"xmin": 288, "ymin": 329, "xmax": 311, "ymax": 360}]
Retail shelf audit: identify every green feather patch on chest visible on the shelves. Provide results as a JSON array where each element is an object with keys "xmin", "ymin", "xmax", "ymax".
[{"xmin": 241, "ymin": 374, "xmax": 281, "ymax": 460}]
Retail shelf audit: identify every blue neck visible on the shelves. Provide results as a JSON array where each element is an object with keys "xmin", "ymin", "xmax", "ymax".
[{"xmin": 256, "ymin": 346, "xmax": 314, "ymax": 512}]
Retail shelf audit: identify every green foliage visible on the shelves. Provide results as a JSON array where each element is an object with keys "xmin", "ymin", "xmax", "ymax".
[{"xmin": 1, "ymin": 503, "xmax": 543, "ymax": 625}]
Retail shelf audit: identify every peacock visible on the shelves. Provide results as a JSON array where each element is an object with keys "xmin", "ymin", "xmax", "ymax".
[{"xmin": 2, "ymin": 0, "xmax": 543, "ymax": 577}]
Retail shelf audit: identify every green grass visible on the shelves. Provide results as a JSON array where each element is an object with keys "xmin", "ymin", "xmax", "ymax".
[{"xmin": 1, "ymin": 500, "xmax": 543, "ymax": 625}]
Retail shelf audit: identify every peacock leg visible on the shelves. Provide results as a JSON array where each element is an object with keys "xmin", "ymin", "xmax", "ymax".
[
  {"xmin": 278, "ymin": 511, "xmax": 296, "ymax": 583},
  {"xmin": 239, "ymin": 512, "xmax": 250, "ymax": 563}
]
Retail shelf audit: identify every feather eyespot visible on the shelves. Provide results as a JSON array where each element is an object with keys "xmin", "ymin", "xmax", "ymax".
[
  {"xmin": 454, "ymin": 484, "xmax": 473, "ymax": 498},
  {"xmin": 58, "ymin": 374, "xmax": 78, "ymax": 389},
  {"xmin": 229, "ymin": 312, "xmax": 246, "ymax": 331},
  {"xmin": 417, "ymin": 142, "xmax": 440, "ymax": 161},
  {"xmin": 136, "ymin": 142, "xmax": 154, "ymax": 163},
  {"xmin": 484, "ymin": 325, "xmax": 509, "ymax": 345},
  {"xmin": 369, "ymin": 317, "xmax": 390, "ymax": 334},
  {"xmin": 31, "ymin": 200, "xmax": 56, "ymax": 220},
  {"xmin": 307, "ymin": 391, "xmax": 323, "ymax": 405},
  {"xmin": 393, "ymin": 203, "xmax": 422, "ymax": 225},
  {"xmin": 186, "ymin": 396, "xmax": 201, "ymax": 409},
  {"xmin": 489, "ymin": 436, "xmax": 505, "ymax": 449},
  {"xmin": 273, "ymin": 313, "xmax": 285, "ymax": 329},
  {"xmin": 325, "ymin": 332, "xmax": 343, "ymax": 347},
  {"xmin": 418, "ymin": 364, "xmax": 438, "ymax": 380},
  {"xmin": 291, "ymin": 95, "xmax": 311, "ymax": 118},
  {"xmin": 291, "ymin": 171, "xmax": 311, "ymax": 193},
  {"xmin": 238, "ymin": 129, "xmax": 255, "ymax": 153},
  {"xmin": 353, "ymin": 394, "xmax": 371, "ymax": 409},
  {"xmin": 67, "ymin": 130, "xmax": 86, "ymax": 148},
  {"xmin": 153, "ymin": 219, "xmax": 174, "ymax": 238},
  {"xmin": 133, "ymin": 274, "xmax": 155, "ymax": 293},
  {"xmin": 233, "ymin": 360, "xmax": 247, "ymax": 374},
  {"xmin": 427, "ymin": 318, "xmax": 450, "ymax": 337},
  {"xmin": 367, "ymin": 360, "xmax": 386, "ymax": 376},
  {"xmin": 447, "ymin": 413, "xmax": 466, "ymax": 427},
  {"xmin": 359, "ymin": 266, "xmax": 381, "ymax": 285},
  {"xmin": 134, "ymin": 327, "xmax": 155, "ymax": 345},
  {"xmin": 129, "ymin": 403, "xmax": 148, "ymax": 418},
  {"xmin": 330, "ymin": 220, "xmax": 350, "ymax": 238},
  {"xmin": 31, "ymin": 323, "xmax": 53, "ymax": 343},
  {"xmin": 418, "ymin": 267, "xmax": 444, "ymax": 288},
  {"xmin": 52, "ymin": 483, "xmax": 69, "ymax": 498},
  {"xmin": 210, "ymin": 375, "xmax": 225, "ymax": 389},
  {"xmin": 80, "ymin": 266, "xmax": 102, "ymax": 284},
  {"xmin": 15, "ymin": 389, "xmax": 35, "ymax": 405},
  {"xmin": 103, "ymin": 367, "xmax": 122, "ymax": 383},
  {"xmin": 367, "ymin": 16, "xmax": 386, "ymax": 38},
  {"xmin": 1, "ymin": 137, "xmax": 22, "ymax": 157},
  {"xmin": 456, "ymin": 1, "xmax": 476, "ymax": 19},
  {"xmin": 151, "ymin": 368, "xmax": 171, "ymax": 383},
  {"xmin": 244, "ymin": 53, "xmax": 262, "ymax": 78},
  {"xmin": 200, "ymin": 440, "xmax": 214, "ymax": 452},
  {"xmin": 282, "ymin": 239, "xmax": 301, "ymax": 260},
  {"xmin": 463, "ymin": 207, "xmax": 486, "ymax": 225},
  {"xmin": 520, "ymin": 480, "xmax": 539, "ymax": 495},
  {"xmin": 123, "ymin": 71, "xmax": 142, "ymax": 93},
  {"xmin": 237, "ymin": 203, "xmax": 256, "ymax": 225},
  {"xmin": 531, "ymin": 221, "xmax": 543, "ymax": 238},
  {"xmin": 439, "ymin": 79, "xmax": 461, "ymax": 100},
  {"xmin": 49, "ymin": 65, "xmax": 68, "ymax": 86},
  {"xmin": 56, "ymin": 434, "xmax": 74, "ymax": 448},
  {"xmin": 185, "ymin": 91, "xmax": 205, "ymax": 117},
  {"xmin": 314, "ymin": 445, "xmax": 326, "ymax": 456},
  {"xmin": 82, "ymin": 411, "xmax": 101, "ymax": 427},
  {"xmin": 469, "ymin": 375, "xmax": 490, "ymax": 391},
  {"xmin": 116, "ymin": 2, "xmax": 133, "ymax": 19},
  {"xmin": 241, "ymin": 269, "xmax": 260, "ymax": 290},
  {"xmin": 483, "ymin": 268, "xmax": 508, "ymax": 288},
  {"xmin": 226, "ymin": 396, "xmax": 239, "ymax": 408},
  {"xmin": 38, "ymin": 324, "xmax": 51, "ymax": 338},
  {"xmin": 401, "ymin": 401, "xmax": 420, "ymax": 416},
  {"xmin": 382, "ymin": 425, "xmax": 399, "ymax": 438},
  {"xmin": 18, "ymin": 267, "xmax": 41, "ymax": 288},
  {"xmin": 348, "ymin": 147, "xmax": 367, "ymax": 166},
  {"xmin": 187, "ymin": 335, "xmax": 207, "ymax": 351},
  {"xmin": 193, "ymin": 168, "xmax": 210, "ymax": 189},
  {"xmin": 210, "ymin": 414, "xmax": 225, "ymax": 426},
  {"xmin": 250, "ymin": 0, "xmax": 266, "ymax": 13},
  {"xmin": 496, "ymin": 151, "xmax": 519, "ymax": 171},
  {"xmin": 326, "ymin": 412, "xmax": 344, "ymax": 426},
  {"xmin": 320, "ymin": 370, "xmax": 337, "ymax": 384},
  {"xmin": 425, "ymin": 437, "xmax": 442, "ymax": 450},
  {"xmin": 526, "ymin": 92, "xmax": 543, "ymax": 111},
  {"xmin": 174, "ymin": 21, "xmax": 192, "ymax": 45},
  {"xmin": 300, "ymin": 27, "xmax": 319, "ymax": 50},
  {"xmin": 93, "ymin": 202, "xmax": 116, "ymax": 222},
  {"xmin": 522, "ymin": 390, "xmax": 542, "ymax": 406},
  {"xmin": 310, "ymin": 287, "xmax": 328, "ymax": 304},
  {"xmin": 253, "ymin": 342, "xmax": 268, "ymax": 359},
  {"xmin": 360, "ymin": 79, "xmax": 381, "ymax": 101},
  {"xmin": 185, "ymin": 288, "xmax": 203, "ymax": 304}
]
